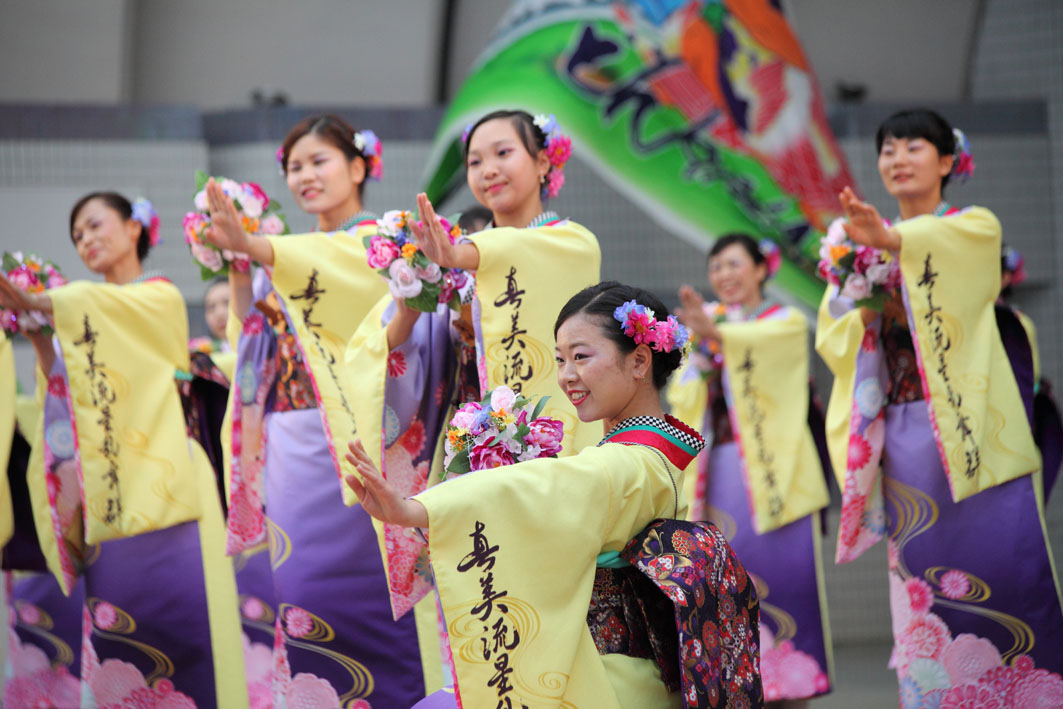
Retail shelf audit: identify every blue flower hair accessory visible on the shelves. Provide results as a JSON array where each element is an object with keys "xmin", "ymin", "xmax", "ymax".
[
  {"xmin": 131, "ymin": 197, "xmax": 161, "ymax": 246},
  {"xmin": 952, "ymin": 127, "xmax": 975, "ymax": 183}
]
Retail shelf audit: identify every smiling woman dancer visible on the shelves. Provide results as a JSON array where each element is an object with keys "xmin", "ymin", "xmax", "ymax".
[
  {"xmin": 669, "ymin": 234, "xmax": 833, "ymax": 707},
  {"xmin": 0, "ymin": 192, "xmax": 245, "ymax": 707},
  {"xmin": 346, "ymin": 109, "xmax": 602, "ymax": 623},
  {"xmin": 349, "ymin": 281, "xmax": 762, "ymax": 709},
  {"xmin": 203, "ymin": 114, "xmax": 440, "ymax": 707},
  {"xmin": 817, "ymin": 108, "xmax": 1063, "ymax": 707}
]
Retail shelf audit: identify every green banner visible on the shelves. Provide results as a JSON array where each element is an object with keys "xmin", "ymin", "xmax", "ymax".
[{"xmin": 423, "ymin": 1, "xmax": 858, "ymax": 307}]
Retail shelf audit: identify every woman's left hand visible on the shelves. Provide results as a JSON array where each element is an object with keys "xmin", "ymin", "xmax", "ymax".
[
  {"xmin": 839, "ymin": 187, "xmax": 900, "ymax": 251},
  {"xmin": 345, "ymin": 440, "xmax": 429, "ymax": 528}
]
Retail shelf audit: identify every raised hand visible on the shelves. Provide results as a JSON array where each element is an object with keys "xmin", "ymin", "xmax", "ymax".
[
  {"xmin": 344, "ymin": 440, "xmax": 428, "ymax": 528},
  {"xmin": 408, "ymin": 192, "xmax": 457, "ymax": 268},
  {"xmin": 675, "ymin": 285, "xmax": 719, "ymax": 342},
  {"xmin": 203, "ymin": 179, "xmax": 251, "ymax": 253},
  {"xmin": 838, "ymin": 187, "xmax": 899, "ymax": 251}
]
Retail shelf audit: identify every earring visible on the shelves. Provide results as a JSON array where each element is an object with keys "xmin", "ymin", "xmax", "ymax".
[{"xmin": 540, "ymin": 174, "xmax": 546, "ymax": 185}]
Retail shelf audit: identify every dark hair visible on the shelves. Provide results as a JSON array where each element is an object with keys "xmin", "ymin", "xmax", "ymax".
[
  {"xmin": 69, "ymin": 191, "xmax": 152, "ymax": 262},
  {"xmin": 280, "ymin": 114, "xmax": 369, "ymax": 197},
  {"xmin": 462, "ymin": 109, "xmax": 547, "ymax": 166},
  {"xmin": 457, "ymin": 205, "xmax": 493, "ymax": 233},
  {"xmin": 205, "ymin": 275, "xmax": 228, "ymax": 295},
  {"xmin": 554, "ymin": 281, "xmax": 682, "ymax": 390},
  {"xmin": 708, "ymin": 233, "xmax": 765, "ymax": 267},
  {"xmin": 875, "ymin": 108, "xmax": 957, "ymax": 191}
]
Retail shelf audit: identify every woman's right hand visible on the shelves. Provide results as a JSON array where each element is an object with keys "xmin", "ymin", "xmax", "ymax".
[
  {"xmin": 675, "ymin": 285, "xmax": 719, "ymax": 342},
  {"xmin": 345, "ymin": 440, "xmax": 428, "ymax": 528},
  {"xmin": 203, "ymin": 179, "xmax": 252, "ymax": 254},
  {"xmin": 386, "ymin": 298, "xmax": 422, "ymax": 350},
  {"xmin": 410, "ymin": 193, "xmax": 479, "ymax": 271}
]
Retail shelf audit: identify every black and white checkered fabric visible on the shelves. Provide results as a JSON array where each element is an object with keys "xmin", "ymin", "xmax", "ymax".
[{"xmin": 600, "ymin": 415, "xmax": 705, "ymax": 453}]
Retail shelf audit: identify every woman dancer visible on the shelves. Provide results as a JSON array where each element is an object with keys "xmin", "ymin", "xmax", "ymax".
[
  {"xmin": 349, "ymin": 282, "xmax": 762, "ymax": 708},
  {"xmin": 346, "ymin": 109, "xmax": 601, "ymax": 621},
  {"xmin": 669, "ymin": 234, "xmax": 832, "ymax": 706},
  {"xmin": 0, "ymin": 192, "xmax": 245, "ymax": 707},
  {"xmin": 204, "ymin": 114, "xmax": 440, "ymax": 706},
  {"xmin": 817, "ymin": 108, "xmax": 1063, "ymax": 706}
]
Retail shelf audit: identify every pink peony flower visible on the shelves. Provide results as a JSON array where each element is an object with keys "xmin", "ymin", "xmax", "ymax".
[
  {"xmin": 906, "ymin": 577, "xmax": 935, "ymax": 614},
  {"xmin": 284, "ymin": 606, "xmax": 313, "ymax": 638},
  {"xmin": 490, "ymin": 386, "xmax": 517, "ymax": 414},
  {"xmin": 182, "ymin": 212, "xmax": 206, "ymax": 242},
  {"xmin": 367, "ymin": 235, "xmax": 401, "ymax": 269},
  {"xmin": 191, "ymin": 242, "xmax": 223, "ymax": 272},
  {"xmin": 841, "ymin": 273, "xmax": 871, "ymax": 301},
  {"xmin": 469, "ymin": 444, "xmax": 514, "ymax": 470},
  {"xmin": 388, "ymin": 259, "xmax": 423, "ymax": 299},
  {"xmin": 415, "ymin": 261, "xmax": 442, "ymax": 284},
  {"xmin": 8, "ymin": 267, "xmax": 39, "ymax": 293},
  {"xmin": 260, "ymin": 214, "xmax": 285, "ymax": 235},
  {"xmin": 451, "ymin": 402, "xmax": 481, "ymax": 430},
  {"xmin": 524, "ymin": 417, "xmax": 564, "ymax": 457},
  {"xmin": 852, "ymin": 245, "xmax": 879, "ymax": 275},
  {"xmin": 942, "ymin": 634, "xmax": 1002, "ymax": 685}
]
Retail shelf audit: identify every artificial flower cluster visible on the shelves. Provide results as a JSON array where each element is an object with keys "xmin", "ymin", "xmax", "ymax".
[
  {"xmin": 183, "ymin": 171, "xmax": 289, "ymax": 280},
  {"xmin": 613, "ymin": 300, "xmax": 692, "ymax": 354},
  {"xmin": 951, "ymin": 127, "xmax": 975, "ymax": 184},
  {"xmin": 442, "ymin": 386, "xmax": 564, "ymax": 478},
  {"xmin": 533, "ymin": 113, "xmax": 572, "ymax": 199},
  {"xmin": 817, "ymin": 217, "xmax": 901, "ymax": 310},
  {"xmin": 759, "ymin": 239, "xmax": 782, "ymax": 278},
  {"xmin": 1001, "ymin": 244, "xmax": 1026, "ymax": 287},
  {"xmin": 353, "ymin": 129, "xmax": 383, "ymax": 181},
  {"xmin": 131, "ymin": 197, "xmax": 161, "ymax": 246},
  {"xmin": 1, "ymin": 251, "xmax": 67, "ymax": 339},
  {"xmin": 364, "ymin": 209, "xmax": 467, "ymax": 312}
]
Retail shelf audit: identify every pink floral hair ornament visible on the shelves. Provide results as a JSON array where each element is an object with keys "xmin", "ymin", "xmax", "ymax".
[
  {"xmin": 613, "ymin": 300, "xmax": 691, "ymax": 356},
  {"xmin": 533, "ymin": 113, "xmax": 571, "ymax": 200},
  {"xmin": 1001, "ymin": 244, "xmax": 1026, "ymax": 286},
  {"xmin": 353, "ymin": 129, "xmax": 383, "ymax": 181},
  {"xmin": 759, "ymin": 239, "xmax": 782, "ymax": 278},
  {"xmin": 951, "ymin": 127, "xmax": 975, "ymax": 184},
  {"xmin": 131, "ymin": 197, "xmax": 161, "ymax": 246},
  {"xmin": 275, "ymin": 145, "xmax": 285, "ymax": 175}
]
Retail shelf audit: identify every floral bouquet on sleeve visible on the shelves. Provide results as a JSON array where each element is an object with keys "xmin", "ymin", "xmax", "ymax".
[
  {"xmin": 817, "ymin": 217, "xmax": 901, "ymax": 311},
  {"xmin": 183, "ymin": 170, "xmax": 289, "ymax": 280},
  {"xmin": 364, "ymin": 209, "xmax": 467, "ymax": 313},
  {"xmin": 441, "ymin": 385, "xmax": 564, "ymax": 479},
  {"xmin": 1, "ymin": 251, "xmax": 67, "ymax": 338}
]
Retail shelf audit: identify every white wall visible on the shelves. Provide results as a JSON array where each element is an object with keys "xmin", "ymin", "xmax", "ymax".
[
  {"xmin": 782, "ymin": 0, "xmax": 979, "ymax": 102},
  {"xmin": 0, "ymin": 0, "xmax": 131, "ymax": 102},
  {"xmin": 131, "ymin": 0, "xmax": 447, "ymax": 108}
]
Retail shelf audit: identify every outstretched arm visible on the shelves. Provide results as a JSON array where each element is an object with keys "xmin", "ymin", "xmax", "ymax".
[
  {"xmin": 409, "ymin": 192, "xmax": 480, "ymax": 271},
  {"xmin": 345, "ymin": 439, "xmax": 429, "ymax": 528},
  {"xmin": 838, "ymin": 187, "xmax": 901, "ymax": 251},
  {"xmin": 204, "ymin": 178, "xmax": 276, "ymax": 267}
]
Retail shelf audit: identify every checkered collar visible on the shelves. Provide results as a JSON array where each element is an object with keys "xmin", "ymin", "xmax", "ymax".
[{"xmin": 599, "ymin": 414, "xmax": 705, "ymax": 470}]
